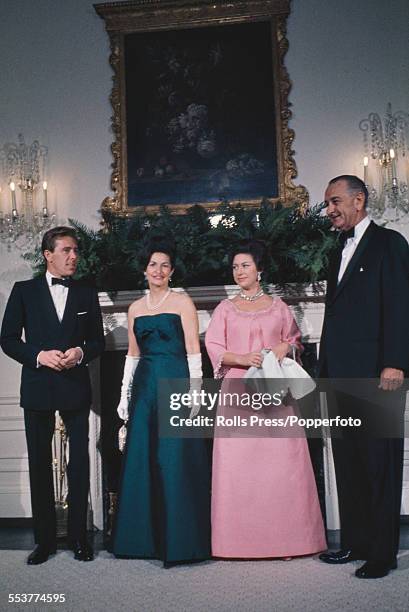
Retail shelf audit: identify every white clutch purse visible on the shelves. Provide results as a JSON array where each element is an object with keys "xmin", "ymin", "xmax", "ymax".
[{"xmin": 244, "ymin": 350, "xmax": 316, "ymax": 401}]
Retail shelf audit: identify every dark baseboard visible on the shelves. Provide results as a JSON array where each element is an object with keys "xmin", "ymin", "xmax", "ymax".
[{"xmin": 0, "ymin": 518, "xmax": 33, "ymax": 528}]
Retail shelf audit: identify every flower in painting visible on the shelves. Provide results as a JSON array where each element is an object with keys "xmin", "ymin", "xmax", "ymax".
[
  {"xmin": 226, "ymin": 154, "xmax": 265, "ymax": 177},
  {"xmin": 166, "ymin": 104, "xmax": 216, "ymax": 157}
]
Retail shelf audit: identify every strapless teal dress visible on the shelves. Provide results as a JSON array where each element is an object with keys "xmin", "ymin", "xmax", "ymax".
[{"xmin": 112, "ymin": 314, "xmax": 211, "ymax": 563}]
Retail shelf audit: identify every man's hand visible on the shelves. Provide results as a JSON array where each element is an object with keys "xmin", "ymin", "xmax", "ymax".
[
  {"xmin": 38, "ymin": 350, "xmax": 65, "ymax": 371},
  {"xmin": 379, "ymin": 367, "xmax": 404, "ymax": 391},
  {"xmin": 60, "ymin": 347, "xmax": 82, "ymax": 370}
]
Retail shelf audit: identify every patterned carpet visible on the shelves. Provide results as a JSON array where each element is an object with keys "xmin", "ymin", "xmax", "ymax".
[{"xmin": 1, "ymin": 550, "xmax": 409, "ymax": 612}]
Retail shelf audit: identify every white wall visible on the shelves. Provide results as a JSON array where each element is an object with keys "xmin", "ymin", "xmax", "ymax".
[
  {"xmin": 287, "ymin": 0, "xmax": 409, "ymax": 204},
  {"xmin": 0, "ymin": 0, "xmax": 112, "ymax": 230}
]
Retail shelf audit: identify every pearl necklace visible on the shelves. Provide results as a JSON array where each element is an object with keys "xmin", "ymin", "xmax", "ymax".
[
  {"xmin": 146, "ymin": 289, "xmax": 171, "ymax": 310},
  {"xmin": 238, "ymin": 289, "xmax": 264, "ymax": 302}
]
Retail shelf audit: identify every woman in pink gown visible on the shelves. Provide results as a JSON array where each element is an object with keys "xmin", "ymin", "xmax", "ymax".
[{"xmin": 205, "ymin": 240, "xmax": 326, "ymax": 559}]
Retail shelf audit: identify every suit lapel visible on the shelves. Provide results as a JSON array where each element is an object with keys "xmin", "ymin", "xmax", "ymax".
[
  {"xmin": 60, "ymin": 283, "xmax": 78, "ymax": 335},
  {"xmin": 327, "ymin": 244, "xmax": 343, "ymax": 303},
  {"xmin": 331, "ymin": 221, "xmax": 376, "ymax": 302}
]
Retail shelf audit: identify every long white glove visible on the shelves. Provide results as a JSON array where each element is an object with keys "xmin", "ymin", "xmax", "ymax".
[
  {"xmin": 117, "ymin": 355, "xmax": 139, "ymax": 420},
  {"xmin": 187, "ymin": 353, "xmax": 203, "ymax": 419}
]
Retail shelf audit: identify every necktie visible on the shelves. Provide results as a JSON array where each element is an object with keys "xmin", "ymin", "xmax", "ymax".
[
  {"xmin": 51, "ymin": 277, "xmax": 71, "ymax": 287},
  {"xmin": 339, "ymin": 227, "xmax": 355, "ymax": 246}
]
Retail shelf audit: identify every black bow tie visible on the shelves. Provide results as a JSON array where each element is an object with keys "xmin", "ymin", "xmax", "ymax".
[
  {"xmin": 343, "ymin": 228, "xmax": 355, "ymax": 239},
  {"xmin": 51, "ymin": 277, "xmax": 71, "ymax": 288},
  {"xmin": 339, "ymin": 227, "xmax": 355, "ymax": 246}
]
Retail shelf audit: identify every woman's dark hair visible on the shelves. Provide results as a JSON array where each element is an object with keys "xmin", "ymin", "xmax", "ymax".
[
  {"xmin": 140, "ymin": 235, "xmax": 176, "ymax": 269},
  {"xmin": 229, "ymin": 239, "xmax": 267, "ymax": 271}
]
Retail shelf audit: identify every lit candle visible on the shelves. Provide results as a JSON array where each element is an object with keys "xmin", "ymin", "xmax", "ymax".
[
  {"xmin": 363, "ymin": 156, "xmax": 369, "ymax": 185},
  {"xmin": 42, "ymin": 181, "xmax": 48, "ymax": 216},
  {"xmin": 10, "ymin": 181, "xmax": 17, "ymax": 212},
  {"xmin": 389, "ymin": 148, "xmax": 397, "ymax": 180}
]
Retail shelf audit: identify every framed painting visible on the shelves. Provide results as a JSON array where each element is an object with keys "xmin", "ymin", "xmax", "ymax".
[{"xmin": 95, "ymin": 0, "xmax": 308, "ymax": 215}]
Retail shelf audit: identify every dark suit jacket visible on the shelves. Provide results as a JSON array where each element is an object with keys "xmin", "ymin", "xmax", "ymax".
[
  {"xmin": 0, "ymin": 276, "xmax": 105, "ymax": 411},
  {"xmin": 318, "ymin": 221, "xmax": 409, "ymax": 378}
]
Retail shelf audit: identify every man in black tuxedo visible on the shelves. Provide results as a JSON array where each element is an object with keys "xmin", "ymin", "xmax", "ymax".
[
  {"xmin": 318, "ymin": 175, "xmax": 409, "ymax": 578},
  {"xmin": 1, "ymin": 226, "xmax": 105, "ymax": 565}
]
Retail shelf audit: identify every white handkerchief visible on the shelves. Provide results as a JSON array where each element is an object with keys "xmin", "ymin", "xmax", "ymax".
[{"xmin": 244, "ymin": 350, "xmax": 316, "ymax": 401}]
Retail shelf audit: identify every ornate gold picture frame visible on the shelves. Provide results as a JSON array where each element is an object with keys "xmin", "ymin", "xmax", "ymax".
[{"xmin": 95, "ymin": 0, "xmax": 308, "ymax": 215}]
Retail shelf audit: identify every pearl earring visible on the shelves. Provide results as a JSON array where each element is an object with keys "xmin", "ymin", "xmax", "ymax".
[{"xmin": 257, "ymin": 272, "xmax": 261, "ymax": 281}]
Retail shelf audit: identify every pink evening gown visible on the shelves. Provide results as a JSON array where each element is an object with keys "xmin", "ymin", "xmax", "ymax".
[{"xmin": 205, "ymin": 297, "xmax": 327, "ymax": 558}]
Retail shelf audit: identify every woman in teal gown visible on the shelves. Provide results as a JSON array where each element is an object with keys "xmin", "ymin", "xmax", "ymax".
[{"xmin": 112, "ymin": 238, "xmax": 210, "ymax": 566}]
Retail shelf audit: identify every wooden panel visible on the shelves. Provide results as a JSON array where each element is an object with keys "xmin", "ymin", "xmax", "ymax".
[{"xmin": 0, "ymin": 396, "xmax": 31, "ymax": 517}]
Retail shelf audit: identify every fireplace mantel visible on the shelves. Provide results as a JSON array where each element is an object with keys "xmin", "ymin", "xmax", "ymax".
[{"xmin": 98, "ymin": 283, "xmax": 326, "ymax": 351}]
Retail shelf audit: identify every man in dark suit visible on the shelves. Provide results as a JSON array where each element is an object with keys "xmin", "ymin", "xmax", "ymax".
[
  {"xmin": 318, "ymin": 175, "xmax": 409, "ymax": 578},
  {"xmin": 1, "ymin": 226, "xmax": 105, "ymax": 565}
]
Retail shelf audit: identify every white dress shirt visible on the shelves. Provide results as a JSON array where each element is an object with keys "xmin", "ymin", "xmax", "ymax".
[
  {"xmin": 46, "ymin": 270, "xmax": 69, "ymax": 322},
  {"xmin": 338, "ymin": 216, "xmax": 371, "ymax": 283},
  {"xmin": 36, "ymin": 272, "xmax": 83, "ymax": 367}
]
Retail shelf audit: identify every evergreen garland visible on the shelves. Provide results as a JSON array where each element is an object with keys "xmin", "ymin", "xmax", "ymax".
[{"xmin": 23, "ymin": 201, "xmax": 337, "ymax": 291}]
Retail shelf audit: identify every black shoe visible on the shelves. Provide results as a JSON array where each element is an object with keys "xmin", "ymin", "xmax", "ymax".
[
  {"xmin": 70, "ymin": 539, "xmax": 94, "ymax": 562},
  {"xmin": 163, "ymin": 558, "xmax": 205, "ymax": 569},
  {"xmin": 27, "ymin": 544, "xmax": 56, "ymax": 566},
  {"xmin": 355, "ymin": 560, "xmax": 397, "ymax": 579},
  {"xmin": 163, "ymin": 561, "xmax": 176, "ymax": 569},
  {"xmin": 319, "ymin": 549, "xmax": 362, "ymax": 564}
]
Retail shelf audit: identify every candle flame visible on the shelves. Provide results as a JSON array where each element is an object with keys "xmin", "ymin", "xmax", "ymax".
[
  {"xmin": 10, "ymin": 181, "xmax": 15, "ymax": 191},
  {"xmin": 389, "ymin": 148, "xmax": 395, "ymax": 159},
  {"xmin": 363, "ymin": 156, "xmax": 369, "ymax": 167},
  {"xmin": 43, "ymin": 181, "xmax": 48, "ymax": 190}
]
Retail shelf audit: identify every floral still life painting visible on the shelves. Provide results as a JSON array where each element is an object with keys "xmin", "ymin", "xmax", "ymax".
[{"xmin": 125, "ymin": 21, "xmax": 278, "ymax": 207}]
